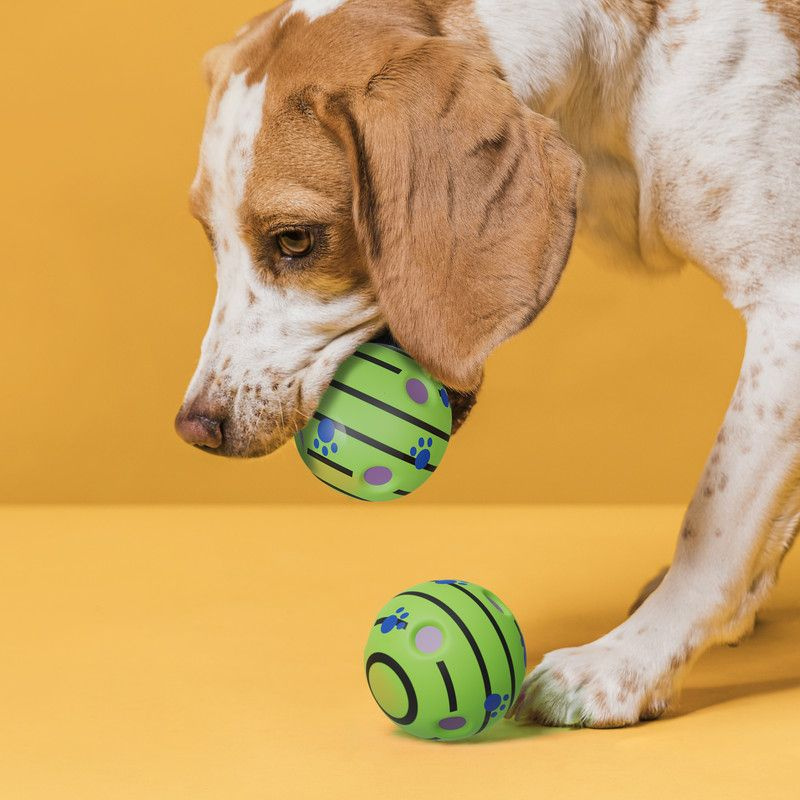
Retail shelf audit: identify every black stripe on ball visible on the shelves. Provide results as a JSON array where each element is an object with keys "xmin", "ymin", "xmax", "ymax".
[
  {"xmin": 449, "ymin": 582, "xmax": 517, "ymax": 702},
  {"xmin": 365, "ymin": 652, "xmax": 418, "ymax": 726},
  {"xmin": 329, "ymin": 380, "xmax": 451, "ymax": 441},
  {"xmin": 437, "ymin": 660, "xmax": 458, "ymax": 712},
  {"xmin": 354, "ymin": 350, "xmax": 402, "ymax": 373},
  {"xmin": 399, "ymin": 590, "xmax": 492, "ymax": 733},
  {"xmin": 306, "ymin": 449, "xmax": 353, "ymax": 476}
]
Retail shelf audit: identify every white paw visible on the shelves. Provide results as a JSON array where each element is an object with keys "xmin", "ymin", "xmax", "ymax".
[{"xmin": 508, "ymin": 639, "xmax": 678, "ymax": 728}]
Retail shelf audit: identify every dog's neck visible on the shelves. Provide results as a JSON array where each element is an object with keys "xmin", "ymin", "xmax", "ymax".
[
  {"xmin": 438, "ymin": 0, "xmax": 677, "ymax": 272},
  {"xmin": 443, "ymin": 0, "xmax": 651, "ymax": 153}
]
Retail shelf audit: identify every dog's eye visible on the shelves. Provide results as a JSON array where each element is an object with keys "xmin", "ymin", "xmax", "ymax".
[{"xmin": 276, "ymin": 228, "xmax": 315, "ymax": 258}]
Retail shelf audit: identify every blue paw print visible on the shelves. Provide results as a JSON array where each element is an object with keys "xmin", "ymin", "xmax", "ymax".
[
  {"xmin": 439, "ymin": 387, "xmax": 450, "ymax": 408},
  {"xmin": 380, "ymin": 607, "xmax": 409, "ymax": 633},
  {"xmin": 410, "ymin": 436, "xmax": 433, "ymax": 469},
  {"xmin": 313, "ymin": 417, "xmax": 339, "ymax": 458},
  {"xmin": 435, "ymin": 579, "xmax": 468, "ymax": 585},
  {"xmin": 484, "ymin": 692, "xmax": 510, "ymax": 718}
]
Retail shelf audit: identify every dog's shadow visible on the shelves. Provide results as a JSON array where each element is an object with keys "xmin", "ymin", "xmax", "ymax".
[
  {"xmin": 673, "ymin": 675, "xmax": 800, "ymax": 716},
  {"xmin": 667, "ymin": 605, "xmax": 800, "ymax": 718}
]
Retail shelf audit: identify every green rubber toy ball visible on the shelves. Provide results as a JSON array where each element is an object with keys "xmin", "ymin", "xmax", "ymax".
[
  {"xmin": 364, "ymin": 579, "xmax": 527, "ymax": 741},
  {"xmin": 294, "ymin": 343, "xmax": 452, "ymax": 501}
]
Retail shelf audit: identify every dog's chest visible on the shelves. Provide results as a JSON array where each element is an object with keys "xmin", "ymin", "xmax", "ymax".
[{"xmin": 547, "ymin": 106, "xmax": 683, "ymax": 275}]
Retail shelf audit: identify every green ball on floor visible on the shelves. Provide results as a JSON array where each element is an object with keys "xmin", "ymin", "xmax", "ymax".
[
  {"xmin": 364, "ymin": 579, "xmax": 526, "ymax": 741},
  {"xmin": 294, "ymin": 343, "xmax": 452, "ymax": 501}
]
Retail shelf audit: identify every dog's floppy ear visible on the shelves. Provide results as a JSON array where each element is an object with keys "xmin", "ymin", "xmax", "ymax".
[{"xmin": 317, "ymin": 37, "xmax": 582, "ymax": 391}]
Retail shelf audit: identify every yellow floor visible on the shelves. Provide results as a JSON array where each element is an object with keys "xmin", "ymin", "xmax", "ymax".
[{"xmin": 1, "ymin": 506, "xmax": 797, "ymax": 799}]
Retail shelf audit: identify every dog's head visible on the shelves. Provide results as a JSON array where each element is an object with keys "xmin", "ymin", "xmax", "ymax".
[{"xmin": 175, "ymin": 0, "xmax": 581, "ymax": 457}]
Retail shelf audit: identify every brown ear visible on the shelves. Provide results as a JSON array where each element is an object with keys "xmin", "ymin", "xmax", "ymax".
[{"xmin": 318, "ymin": 37, "xmax": 582, "ymax": 391}]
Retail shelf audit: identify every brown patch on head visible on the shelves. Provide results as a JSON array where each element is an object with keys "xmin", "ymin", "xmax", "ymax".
[
  {"xmin": 310, "ymin": 30, "xmax": 582, "ymax": 389},
  {"xmin": 189, "ymin": 0, "xmax": 582, "ymax": 450},
  {"xmin": 681, "ymin": 523, "xmax": 695, "ymax": 540}
]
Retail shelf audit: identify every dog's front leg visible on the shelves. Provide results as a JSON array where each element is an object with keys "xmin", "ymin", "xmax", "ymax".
[{"xmin": 510, "ymin": 301, "xmax": 800, "ymax": 727}]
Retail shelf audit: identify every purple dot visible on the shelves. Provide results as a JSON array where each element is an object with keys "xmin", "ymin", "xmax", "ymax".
[
  {"xmin": 439, "ymin": 716, "xmax": 466, "ymax": 730},
  {"xmin": 405, "ymin": 379, "xmax": 428, "ymax": 404},
  {"xmin": 364, "ymin": 466, "xmax": 392, "ymax": 486},
  {"xmin": 414, "ymin": 625, "xmax": 443, "ymax": 654}
]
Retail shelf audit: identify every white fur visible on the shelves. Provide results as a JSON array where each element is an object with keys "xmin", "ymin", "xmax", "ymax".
[
  {"xmin": 633, "ymin": 0, "xmax": 800, "ymax": 308},
  {"xmin": 475, "ymin": 0, "xmax": 800, "ymax": 726},
  {"xmin": 474, "ymin": 0, "xmax": 586, "ymax": 102},
  {"xmin": 283, "ymin": 0, "xmax": 348, "ymax": 24},
  {"xmin": 185, "ymin": 71, "xmax": 380, "ymax": 453}
]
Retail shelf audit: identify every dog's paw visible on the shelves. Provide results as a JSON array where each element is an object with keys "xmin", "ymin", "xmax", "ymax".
[{"xmin": 507, "ymin": 640, "xmax": 675, "ymax": 728}]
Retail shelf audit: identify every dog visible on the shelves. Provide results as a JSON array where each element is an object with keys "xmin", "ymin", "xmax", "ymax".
[{"xmin": 175, "ymin": 0, "xmax": 800, "ymax": 727}]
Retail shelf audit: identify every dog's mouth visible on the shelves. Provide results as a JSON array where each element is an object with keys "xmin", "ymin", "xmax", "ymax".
[{"xmin": 187, "ymin": 328, "xmax": 479, "ymax": 458}]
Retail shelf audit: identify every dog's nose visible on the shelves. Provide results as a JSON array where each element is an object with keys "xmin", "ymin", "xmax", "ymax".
[{"xmin": 174, "ymin": 409, "xmax": 224, "ymax": 449}]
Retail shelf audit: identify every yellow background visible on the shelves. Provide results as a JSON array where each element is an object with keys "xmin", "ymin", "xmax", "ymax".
[
  {"xmin": 1, "ymin": 505, "xmax": 797, "ymax": 799},
  {"xmin": 0, "ymin": 0, "xmax": 745, "ymax": 504}
]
